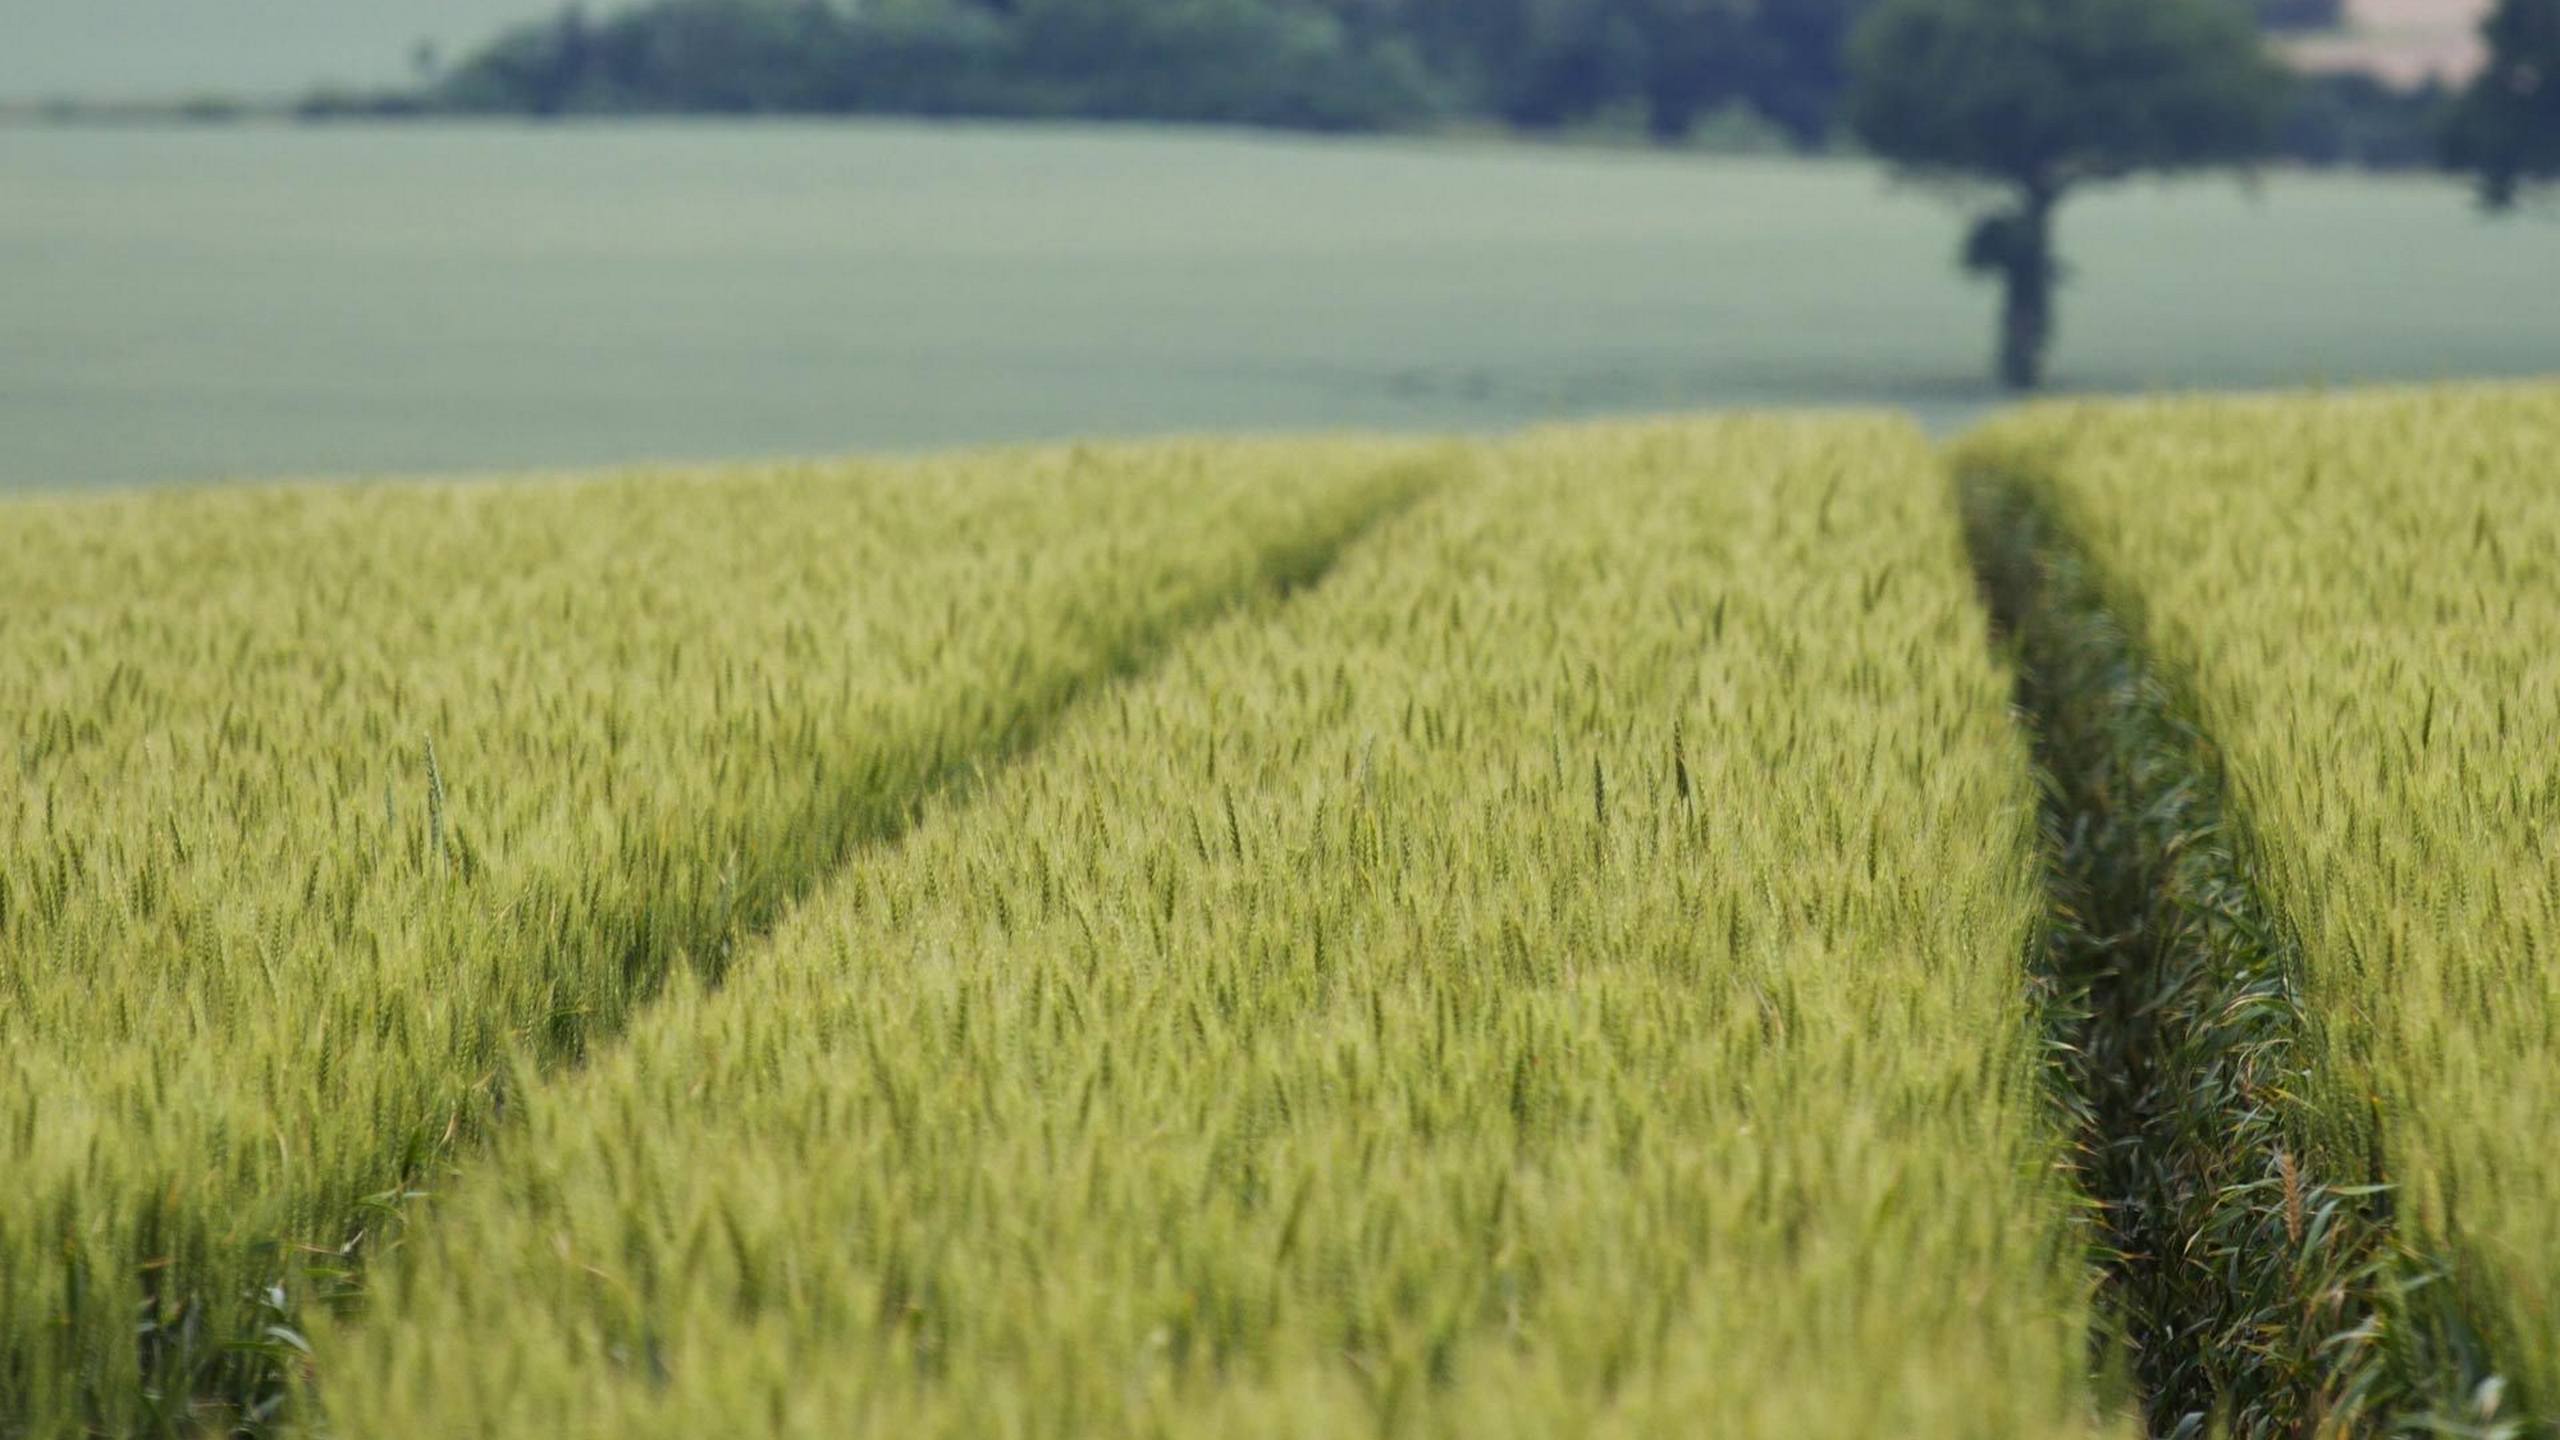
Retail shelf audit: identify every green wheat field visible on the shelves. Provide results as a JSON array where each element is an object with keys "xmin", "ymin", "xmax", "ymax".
[{"xmin": 4, "ymin": 381, "xmax": 2557, "ymax": 1436}]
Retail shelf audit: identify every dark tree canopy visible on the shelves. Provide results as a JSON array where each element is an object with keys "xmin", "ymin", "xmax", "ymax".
[
  {"xmin": 428, "ymin": 0, "xmax": 1447, "ymax": 130},
  {"xmin": 2254, "ymin": 0, "xmax": 2343, "ymax": 29},
  {"xmin": 1849, "ymin": 0, "xmax": 2282, "ymax": 192},
  {"xmin": 1738, "ymin": 0, "xmax": 1872, "ymax": 142},
  {"xmin": 1847, "ymin": 0, "xmax": 2282, "ymax": 390},
  {"xmin": 345, "ymin": 0, "xmax": 1896, "ymax": 142},
  {"xmin": 2447, "ymin": 0, "xmax": 2560, "ymax": 207}
]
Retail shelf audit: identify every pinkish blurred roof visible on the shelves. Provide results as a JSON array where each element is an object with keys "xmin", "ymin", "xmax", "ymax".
[{"xmin": 2280, "ymin": 0, "xmax": 2491, "ymax": 86}]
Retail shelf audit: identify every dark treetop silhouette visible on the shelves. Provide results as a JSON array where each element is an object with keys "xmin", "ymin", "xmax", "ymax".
[
  {"xmin": 1848, "ymin": 0, "xmax": 2282, "ymax": 390},
  {"xmin": 2448, "ymin": 0, "xmax": 2560, "ymax": 208}
]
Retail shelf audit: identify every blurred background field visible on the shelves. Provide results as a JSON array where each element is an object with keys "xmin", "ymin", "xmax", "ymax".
[{"xmin": 5, "ymin": 118, "xmax": 2554, "ymax": 494}]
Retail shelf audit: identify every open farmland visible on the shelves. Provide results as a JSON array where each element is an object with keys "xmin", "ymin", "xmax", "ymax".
[
  {"xmin": 10, "ymin": 124, "xmax": 2560, "ymax": 494},
  {"xmin": 306, "ymin": 418, "xmax": 2110, "ymax": 1437},
  {"xmin": 1962, "ymin": 383, "xmax": 2560, "ymax": 1433},
  {"xmin": 0, "ymin": 440, "xmax": 1432, "ymax": 1432},
  {"xmin": 1, "ymin": 416, "xmax": 2123, "ymax": 1435},
  {"xmin": 11, "ymin": 381, "xmax": 2560, "ymax": 1436}
]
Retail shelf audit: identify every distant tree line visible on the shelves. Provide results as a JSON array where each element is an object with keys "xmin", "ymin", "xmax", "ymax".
[
  {"xmin": 422, "ymin": 0, "xmax": 1435, "ymax": 132},
  {"xmin": 300, "ymin": 0, "xmax": 2550, "ymax": 394},
  {"xmin": 318, "ymin": 0, "xmax": 1866, "ymax": 139},
  {"xmin": 315, "ymin": 0, "xmax": 2417, "ymax": 154}
]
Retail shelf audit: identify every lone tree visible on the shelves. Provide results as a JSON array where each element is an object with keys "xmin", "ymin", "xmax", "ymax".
[
  {"xmin": 2447, "ymin": 0, "xmax": 2560, "ymax": 208},
  {"xmin": 1848, "ymin": 0, "xmax": 2282, "ymax": 389}
]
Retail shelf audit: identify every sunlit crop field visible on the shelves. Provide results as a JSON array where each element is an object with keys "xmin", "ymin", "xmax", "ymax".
[
  {"xmin": 0, "ymin": 439, "xmax": 1431, "ymax": 1433},
  {"xmin": 1965, "ymin": 384, "xmax": 2560, "ymax": 1427},
  {"xmin": 10, "ymin": 383, "xmax": 2560, "ymax": 1437},
  {"xmin": 1, "ymin": 416, "xmax": 2120, "ymax": 1437}
]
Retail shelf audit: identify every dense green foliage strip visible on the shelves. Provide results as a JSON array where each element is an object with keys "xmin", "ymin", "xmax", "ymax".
[
  {"xmin": 294, "ymin": 0, "xmax": 2451, "ymax": 179},
  {"xmin": 1964, "ymin": 474, "xmax": 2494, "ymax": 1437},
  {"xmin": 315, "ymin": 417, "xmax": 2117, "ymax": 1437},
  {"xmin": 1964, "ymin": 384, "xmax": 2560, "ymax": 1435},
  {"xmin": 334, "ymin": 0, "xmax": 1879, "ymax": 141},
  {"xmin": 334, "ymin": 0, "xmax": 2400, "ymax": 156},
  {"xmin": 0, "ymin": 440, "xmax": 1433, "ymax": 1435}
]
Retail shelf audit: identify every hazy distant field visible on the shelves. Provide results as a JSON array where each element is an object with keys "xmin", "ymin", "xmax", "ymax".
[{"xmin": 3, "ymin": 119, "xmax": 2555, "ymax": 491}]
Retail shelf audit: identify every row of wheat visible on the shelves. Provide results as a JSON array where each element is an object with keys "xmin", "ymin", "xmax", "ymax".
[{"xmin": 0, "ymin": 438, "xmax": 1433, "ymax": 1434}]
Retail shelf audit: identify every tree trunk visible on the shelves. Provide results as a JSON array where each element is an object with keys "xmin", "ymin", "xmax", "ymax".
[{"xmin": 1997, "ymin": 187, "xmax": 2059, "ymax": 391}]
